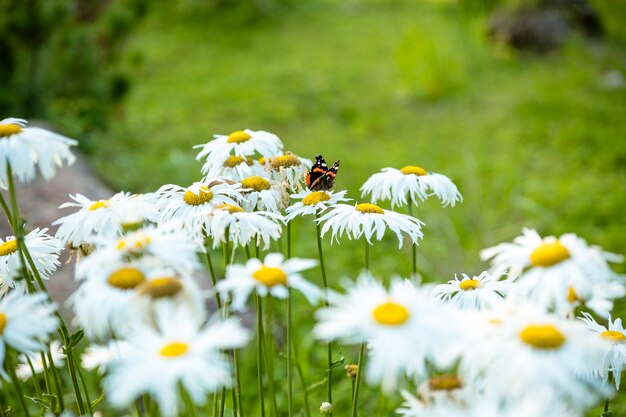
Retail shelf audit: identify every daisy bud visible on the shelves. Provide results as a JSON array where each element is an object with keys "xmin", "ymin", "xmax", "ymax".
[
  {"xmin": 345, "ymin": 364, "xmax": 358, "ymax": 381},
  {"xmin": 319, "ymin": 402, "xmax": 333, "ymax": 415}
]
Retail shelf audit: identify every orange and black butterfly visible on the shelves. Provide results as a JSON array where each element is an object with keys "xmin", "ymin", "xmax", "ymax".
[{"xmin": 305, "ymin": 154, "xmax": 340, "ymax": 191}]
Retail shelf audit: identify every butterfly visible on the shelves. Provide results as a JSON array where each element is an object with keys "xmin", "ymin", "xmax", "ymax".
[{"xmin": 305, "ymin": 154, "xmax": 340, "ymax": 191}]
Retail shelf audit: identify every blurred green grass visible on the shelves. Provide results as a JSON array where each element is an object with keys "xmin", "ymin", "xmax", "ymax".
[{"xmin": 85, "ymin": 0, "xmax": 626, "ymax": 414}]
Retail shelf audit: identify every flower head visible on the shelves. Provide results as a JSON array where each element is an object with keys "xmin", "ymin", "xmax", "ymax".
[
  {"xmin": 432, "ymin": 271, "xmax": 512, "ymax": 310},
  {"xmin": 285, "ymin": 189, "xmax": 351, "ymax": 221},
  {"xmin": 208, "ymin": 204, "xmax": 285, "ymax": 250}
]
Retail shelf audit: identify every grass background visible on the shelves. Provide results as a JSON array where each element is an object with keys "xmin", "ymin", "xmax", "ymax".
[{"xmin": 78, "ymin": 0, "xmax": 626, "ymax": 415}]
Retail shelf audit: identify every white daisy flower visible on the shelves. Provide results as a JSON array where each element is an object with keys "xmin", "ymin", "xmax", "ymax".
[
  {"xmin": 579, "ymin": 312, "xmax": 626, "ymax": 389},
  {"xmin": 0, "ymin": 118, "xmax": 77, "ymax": 188},
  {"xmin": 76, "ymin": 225, "xmax": 201, "ymax": 280},
  {"xmin": 16, "ymin": 340, "xmax": 65, "ymax": 380},
  {"xmin": 105, "ymin": 304, "xmax": 250, "ymax": 417},
  {"xmin": 480, "ymin": 229, "xmax": 624, "ymax": 316},
  {"xmin": 194, "ymin": 129, "xmax": 283, "ymax": 174},
  {"xmin": 562, "ymin": 278, "xmax": 625, "ymax": 319},
  {"xmin": 432, "ymin": 271, "xmax": 512, "ymax": 310},
  {"xmin": 202, "ymin": 154, "xmax": 265, "ymax": 181},
  {"xmin": 216, "ymin": 253, "xmax": 319, "ymax": 311},
  {"xmin": 266, "ymin": 152, "xmax": 312, "ymax": 193},
  {"xmin": 0, "ymin": 291, "xmax": 58, "ymax": 377},
  {"xmin": 156, "ymin": 179, "xmax": 245, "ymax": 239},
  {"xmin": 82, "ymin": 340, "xmax": 130, "ymax": 373},
  {"xmin": 316, "ymin": 202, "xmax": 424, "ymax": 248},
  {"xmin": 53, "ymin": 192, "xmax": 158, "ymax": 246},
  {"xmin": 314, "ymin": 274, "xmax": 459, "ymax": 392},
  {"xmin": 360, "ymin": 165, "xmax": 462, "ymax": 209},
  {"xmin": 71, "ymin": 259, "xmax": 206, "ymax": 340},
  {"xmin": 285, "ymin": 189, "xmax": 351, "ymax": 221},
  {"xmin": 460, "ymin": 303, "xmax": 610, "ymax": 411},
  {"xmin": 239, "ymin": 175, "xmax": 285, "ymax": 212},
  {"xmin": 208, "ymin": 203, "xmax": 284, "ymax": 250},
  {"xmin": 0, "ymin": 228, "xmax": 63, "ymax": 290}
]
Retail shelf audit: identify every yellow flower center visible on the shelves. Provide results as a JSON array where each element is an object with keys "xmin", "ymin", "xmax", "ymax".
[
  {"xmin": 252, "ymin": 265, "xmax": 287, "ymax": 287},
  {"xmin": 428, "ymin": 374, "xmax": 463, "ymax": 391},
  {"xmin": 138, "ymin": 277, "xmax": 183, "ymax": 298},
  {"xmin": 159, "ymin": 341, "xmax": 189, "ymax": 357},
  {"xmin": 242, "ymin": 176, "xmax": 271, "ymax": 192},
  {"xmin": 372, "ymin": 301, "xmax": 410, "ymax": 326},
  {"xmin": 302, "ymin": 191, "xmax": 331, "ymax": 206},
  {"xmin": 107, "ymin": 268, "xmax": 145, "ymax": 289},
  {"xmin": 355, "ymin": 203, "xmax": 384, "ymax": 215},
  {"xmin": 530, "ymin": 240, "xmax": 570, "ymax": 267},
  {"xmin": 0, "ymin": 313, "xmax": 7, "ymax": 335},
  {"xmin": 227, "ymin": 130, "xmax": 252, "ymax": 143},
  {"xmin": 88, "ymin": 200, "xmax": 109, "ymax": 211},
  {"xmin": 258, "ymin": 157, "xmax": 266, "ymax": 165},
  {"xmin": 0, "ymin": 124, "xmax": 22, "ymax": 138},
  {"xmin": 601, "ymin": 330, "xmax": 626, "ymax": 343},
  {"xmin": 270, "ymin": 154, "xmax": 301, "ymax": 169},
  {"xmin": 215, "ymin": 203, "xmax": 244, "ymax": 213},
  {"xmin": 116, "ymin": 233, "xmax": 151, "ymax": 253},
  {"xmin": 400, "ymin": 166, "xmax": 428, "ymax": 176},
  {"xmin": 519, "ymin": 324, "xmax": 565, "ymax": 349},
  {"xmin": 0, "ymin": 240, "xmax": 18, "ymax": 256},
  {"xmin": 223, "ymin": 155, "xmax": 252, "ymax": 168},
  {"xmin": 459, "ymin": 279, "xmax": 480, "ymax": 291},
  {"xmin": 183, "ymin": 186, "xmax": 214, "ymax": 206},
  {"xmin": 566, "ymin": 286, "xmax": 581, "ymax": 303}
]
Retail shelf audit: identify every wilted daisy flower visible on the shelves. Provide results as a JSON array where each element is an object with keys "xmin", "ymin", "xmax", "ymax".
[
  {"xmin": 360, "ymin": 165, "xmax": 462, "ymax": 209},
  {"xmin": 579, "ymin": 312, "xmax": 626, "ymax": 389},
  {"xmin": 0, "ymin": 118, "xmax": 77, "ymax": 188},
  {"xmin": 315, "ymin": 274, "xmax": 459, "ymax": 392},
  {"xmin": 316, "ymin": 202, "xmax": 424, "ymax": 248},
  {"xmin": 460, "ymin": 303, "xmax": 609, "ymax": 411},
  {"xmin": 194, "ymin": 129, "xmax": 283, "ymax": 174},
  {"xmin": 432, "ymin": 271, "xmax": 512, "ymax": 310},
  {"xmin": 208, "ymin": 203, "xmax": 284, "ymax": 250},
  {"xmin": 76, "ymin": 225, "xmax": 201, "ymax": 279},
  {"xmin": 16, "ymin": 340, "xmax": 65, "ymax": 380},
  {"xmin": 202, "ymin": 154, "xmax": 265, "ymax": 181},
  {"xmin": 82, "ymin": 340, "xmax": 130, "ymax": 373},
  {"xmin": 239, "ymin": 175, "xmax": 285, "ymax": 212},
  {"xmin": 0, "ymin": 228, "xmax": 62, "ymax": 290},
  {"xmin": 285, "ymin": 189, "xmax": 350, "ymax": 221},
  {"xmin": 481, "ymin": 229, "xmax": 625, "ymax": 317},
  {"xmin": 106, "ymin": 304, "xmax": 250, "ymax": 417},
  {"xmin": 0, "ymin": 291, "xmax": 58, "ymax": 377},
  {"xmin": 54, "ymin": 192, "xmax": 158, "ymax": 246},
  {"xmin": 156, "ymin": 179, "xmax": 244, "ymax": 238},
  {"xmin": 217, "ymin": 253, "xmax": 319, "ymax": 311},
  {"xmin": 72, "ymin": 259, "xmax": 206, "ymax": 340},
  {"xmin": 266, "ymin": 152, "xmax": 312, "ymax": 193}
]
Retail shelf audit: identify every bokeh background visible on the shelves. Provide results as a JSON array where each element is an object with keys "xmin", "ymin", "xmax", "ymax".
[{"xmin": 2, "ymin": 0, "xmax": 626, "ymax": 414}]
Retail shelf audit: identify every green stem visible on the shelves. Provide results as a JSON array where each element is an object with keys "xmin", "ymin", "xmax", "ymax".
[
  {"xmin": 364, "ymin": 240, "xmax": 370, "ymax": 272},
  {"xmin": 287, "ymin": 290, "xmax": 293, "ymax": 417},
  {"xmin": 181, "ymin": 385, "xmax": 199, "ymax": 417},
  {"xmin": 0, "ymin": 192, "xmax": 13, "ymax": 226},
  {"xmin": 256, "ymin": 295, "xmax": 266, "ymax": 417},
  {"xmin": 233, "ymin": 348, "xmax": 243, "ymax": 417},
  {"xmin": 74, "ymin": 354, "xmax": 94, "ymax": 416},
  {"xmin": 351, "ymin": 343, "xmax": 366, "ymax": 417},
  {"xmin": 203, "ymin": 241, "xmax": 222, "ymax": 310},
  {"xmin": 25, "ymin": 357, "xmax": 42, "ymax": 398},
  {"xmin": 263, "ymin": 299, "xmax": 278, "ymax": 417},
  {"xmin": 47, "ymin": 350, "xmax": 65, "ymax": 412},
  {"xmin": 66, "ymin": 348, "xmax": 85, "ymax": 415},
  {"xmin": 291, "ymin": 336, "xmax": 311, "ymax": 417},
  {"xmin": 315, "ymin": 216, "xmax": 333, "ymax": 413},
  {"xmin": 38, "ymin": 352, "xmax": 52, "ymax": 401},
  {"xmin": 7, "ymin": 351, "xmax": 31, "ymax": 417}
]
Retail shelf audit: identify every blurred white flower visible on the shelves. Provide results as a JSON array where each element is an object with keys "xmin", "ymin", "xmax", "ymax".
[
  {"xmin": 314, "ymin": 274, "xmax": 459, "ymax": 392},
  {"xmin": 579, "ymin": 312, "xmax": 626, "ymax": 389},
  {"xmin": 0, "ymin": 228, "xmax": 62, "ymax": 291},
  {"xmin": 194, "ymin": 129, "xmax": 283, "ymax": 175},
  {"xmin": 16, "ymin": 340, "xmax": 65, "ymax": 380},
  {"xmin": 106, "ymin": 304, "xmax": 250, "ymax": 417},
  {"xmin": 208, "ymin": 203, "xmax": 284, "ymax": 250},
  {"xmin": 0, "ymin": 291, "xmax": 58, "ymax": 378},
  {"xmin": 0, "ymin": 118, "xmax": 77, "ymax": 188},
  {"xmin": 285, "ymin": 189, "xmax": 351, "ymax": 221},
  {"xmin": 82, "ymin": 340, "xmax": 130, "ymax": 373},
  {"xmin": 217, "ymin": 253, "xmax": 319, "ymax": 311},
  {"xmin": 360, "ymin": 165, "xmax": 461, "ymax": 209},
  {"xmin": 432, "ymin": 271, "xmax": 511, "ymax": 310},
  {"xmin": 481, "ymin": 229, "xmax": 625, "ymax": 317},
  {"xmin": 316, "ymin": 202, "xmax": 424, "ymax": 248}
]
